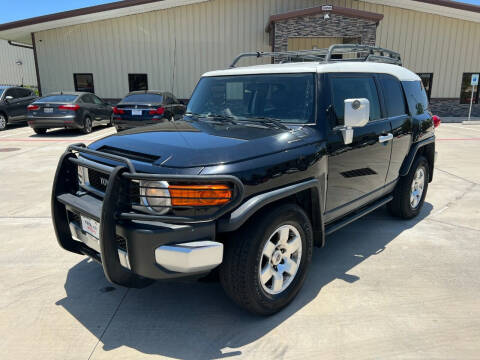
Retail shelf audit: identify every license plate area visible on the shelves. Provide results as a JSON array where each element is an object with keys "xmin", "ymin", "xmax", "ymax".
[
  {"xmin": 81, "ymin": 215, "xmax": 100, "ymax": 239},
  {"xmin": 44, "ymin": 108, "xmax": 53, "ymax": 113},
  {"xmin": 132, "ymin": 109, "xmax": 142, "ymax": 116}
]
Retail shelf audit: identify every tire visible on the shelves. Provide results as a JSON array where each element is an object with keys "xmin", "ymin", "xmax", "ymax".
[
  {"xmin": 220, "ymin": 203, "xmax": 314, "ymax": 315},
  {"xmin": 0, "ymin": 113, "xmax": 7, "ymax": 131},
  {"xmin": 33, "ymin": 128, "xmax": 47, "ymax": 135},
  {"xmin": 81, "ymin": 116, "xmax": 92, "ymax": 134},
  {"xmin": 388, "ymin": 155, "xmax": 429, "ymax": 219}
]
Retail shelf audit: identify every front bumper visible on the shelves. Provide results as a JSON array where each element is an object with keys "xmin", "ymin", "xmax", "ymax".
[{"xmin": 51, "ymin": 145, "xmax": 243, "ymax": 286}]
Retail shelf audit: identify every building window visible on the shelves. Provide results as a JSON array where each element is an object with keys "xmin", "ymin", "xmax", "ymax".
[
  {"xmin": 417, "ymin": 73, "xmax": 433, "ymax": 100},
  {"xmin": 128, "ymin": 74, "xmax": 148, "ymax": 92},
  {"xmin": 460, "ymin": 73, "xmax": 479, "ymax": 104},
  {"xmin": 74, "ymin": 73, "xmax": 94, "ymax": 93}
]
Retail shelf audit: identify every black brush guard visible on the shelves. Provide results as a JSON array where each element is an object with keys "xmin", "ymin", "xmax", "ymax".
[{"xmin": 51, "ymin": 144, "xmax": 244, "ymax": 286}]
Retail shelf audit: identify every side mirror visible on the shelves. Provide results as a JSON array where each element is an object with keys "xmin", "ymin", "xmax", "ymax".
[
  {"xmin": 340, "ymin": 98, "xmax": 370, "ymax": 145},
  {"xmin": 5, "ymin": 96, "xmax": 13, "ymax": 102}
]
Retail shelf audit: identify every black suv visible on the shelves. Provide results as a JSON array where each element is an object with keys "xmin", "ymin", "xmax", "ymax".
[
  {"xmin": 52, "ymin": 46, "xmax": 437, "ymax": 315},
  {"xmin": 0, "ymin": 86, "xmax": 37, "ymax": 130}
]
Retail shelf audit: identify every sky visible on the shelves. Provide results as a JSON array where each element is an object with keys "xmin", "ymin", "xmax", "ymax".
[{"xmin": 0, "ymin": 0, "xmax": 479, "ymax": 23}]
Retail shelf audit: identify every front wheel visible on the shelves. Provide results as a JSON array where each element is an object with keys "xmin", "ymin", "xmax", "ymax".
[
  {"xmin": 389, "ymin": 156, "xmax": 429, "ymax": 219},
  {"xmin": 0, "ymin": 114, "xmax": 7, "ymax": 131},
  {"xmin": 220, "ymin": 203, "xmax": 313, "ymax": 315}
]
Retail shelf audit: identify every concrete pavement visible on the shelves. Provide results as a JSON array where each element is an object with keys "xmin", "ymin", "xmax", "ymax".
[{"xmin": 0, "ymin": 124, "xmax": 479, "ymax": 359}]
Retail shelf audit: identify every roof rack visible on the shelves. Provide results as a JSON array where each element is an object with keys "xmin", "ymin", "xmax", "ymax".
[{"xmin": 230, "ymin": 44, "xmax": 402, "ymax": 68}]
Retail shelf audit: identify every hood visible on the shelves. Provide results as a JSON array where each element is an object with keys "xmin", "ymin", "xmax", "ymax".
[{"xmin": 89, "ymin": 119, "xmax": 316, "ymax": 168}]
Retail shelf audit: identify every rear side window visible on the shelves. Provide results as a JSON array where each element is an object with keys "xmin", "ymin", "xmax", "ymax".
[
  {"xmin": 330, "ymin": 76, "xmax": 381, "ymax": 125},
  {"xmin": 122, "ymin": 94, "xmax": 163, "ymax": 103},
  {"xmin": 402, "ymin": 81, "xmax": 429, "ymax": 115},
  {"xmin": 37, "ymin": 95, "xmax": 78, "ymax": 103},
  {"xmin": 378, "ymin": 75, "xmax": 407, "ymax": 117}
]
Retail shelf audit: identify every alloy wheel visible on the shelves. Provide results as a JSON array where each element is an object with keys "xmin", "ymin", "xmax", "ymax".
[
  {"xmin": 0, "ymin": 115, "xmax": 6, "ymax": 130},
  {"xmin": 259, "ymin": 224, "xmax": 302, "ymax": 295},
  {"xmin": 410, "ymin": 167, "xmax": 425, "ymax": 209}
]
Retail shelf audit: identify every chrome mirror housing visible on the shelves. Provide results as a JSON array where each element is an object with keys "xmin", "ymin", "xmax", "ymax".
[{"xmin": 340, "ymin": 98, "xmax": 370, "ymax": 145}]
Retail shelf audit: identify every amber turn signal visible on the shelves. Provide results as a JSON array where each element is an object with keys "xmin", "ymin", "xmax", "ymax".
[{"xmin": 169, "ymin": 184, "xmax": 232, "ymax": 206}]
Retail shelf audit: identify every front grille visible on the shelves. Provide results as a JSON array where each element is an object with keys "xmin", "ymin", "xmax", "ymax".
[{"xmin": 88, "ymin": 168, "xmax": 109, "ymax": 192}]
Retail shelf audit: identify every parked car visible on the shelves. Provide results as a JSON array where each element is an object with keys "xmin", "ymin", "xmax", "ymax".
[
  {"xmin": 27, "ymin": 92, "xmax": 113, "ymax": 135},
  {"xmin": 51, "ymin": 45, "xmax": 438, "ymax": 315},
  {"xmin": 112, "ymin": 91, "xmax": 186, "ymax": 131},
  {"xmin": 0, "ymin": 86, "xmax": 37, "ymax": 131}
]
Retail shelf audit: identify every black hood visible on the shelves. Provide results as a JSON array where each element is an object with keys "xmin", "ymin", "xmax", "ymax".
[{"xmin": 89, "ymin": 119, "xmax": 315, "ymax": 168}]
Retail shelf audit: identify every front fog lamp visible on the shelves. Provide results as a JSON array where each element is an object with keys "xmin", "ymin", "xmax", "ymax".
[{"xmin": 140, "ymin": 180, "xmax": 171, "ymax": 215}]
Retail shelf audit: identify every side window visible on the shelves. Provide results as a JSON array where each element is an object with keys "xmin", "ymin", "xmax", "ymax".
[
  {"xmin": 402, "ymin": 81, "xmax": 429, "ymax": 115},
  {"xmin": 91, "ymin": 95, "xmax": 103, "ymax": 105},
  {"xmin": 378, "ymin": 75, "xmax": 407, "ymax": 118},
  {"xmin": 164, "ymin": 95, "xmax": 174, "ymax": 105},
  {"xmin": 6, "ymin": 88, "xmax": 23, "ymax": 99},
  {"xmin": 82, "ymin": 94, "xmax": 95, "ymax": 104},
  {"xmin": 74, "ymin": 74, "xmax": 94, "ymax": 93},
  {"xmin": 330, "ymin": 76, "xmax": 381, "ymax": 125}
]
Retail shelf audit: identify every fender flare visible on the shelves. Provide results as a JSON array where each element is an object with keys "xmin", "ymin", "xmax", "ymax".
[
  {"xmin": 217, "ymin": 178, "xmax": 325, "ymax": 246},
  {"xmin": 399, "ymin": 136, "xmax": 435, "ymax": 177}
]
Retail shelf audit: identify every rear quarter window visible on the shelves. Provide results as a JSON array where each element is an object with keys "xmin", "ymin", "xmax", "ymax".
[
  {"xmin": 402, "ymin": 81, "xmax": 429, "ymax": 115},
  {"xmin": 378, "ymin": 75, "xmax": 407, "ymax": 117}
]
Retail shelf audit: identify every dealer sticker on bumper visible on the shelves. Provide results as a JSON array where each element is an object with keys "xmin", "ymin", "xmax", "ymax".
[{"xmin": 81, "ymin": 215, "xmax": 100, "ymax": 239}]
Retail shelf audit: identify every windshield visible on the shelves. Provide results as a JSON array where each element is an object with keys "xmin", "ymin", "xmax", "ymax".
[
  {"xmin": 187, "ymin": 73, "xmax": 316, "ymax": 124},
  {"xmin": 122, "ymin": 94, "xmax": 163, "ymax": 103},
  {"xmin": 0, "ymin": 89, "xmax": 4, "ymax": 97},
  {"xmin": 37, "ymin": 95, "xmax": 78, "ymax": 103}
]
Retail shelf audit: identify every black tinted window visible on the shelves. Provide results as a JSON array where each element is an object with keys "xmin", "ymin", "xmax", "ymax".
[
  {"xmin": 402, "ymin": 81, "xmax": 429, "ymax": 115},
  {"xmin": 122, "ymin": 94, "xmax": 163, "ymax": 103},
  {"xmin": 128, "ymin": 74, "xmax": 148, "ymax": 92},
  {"xmin": 5, "ymin": 88, "xmax": 20, "ymax": 99},
  {"xmin": 74, "ymin": 73, "xmax": 94, "ymax": 93},
  {"xmin": 330, "ymin": 76, "xmax": 381, "ymax": 124},
  {"xmin": 37, "ymin": 95, "xmax": 78, "ymax": 103},
  {"xmin": 378, "ymin": 75, "xmax": 407, "ymax": 117}
]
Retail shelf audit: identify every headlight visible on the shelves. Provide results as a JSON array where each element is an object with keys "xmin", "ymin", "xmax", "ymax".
[{"xmin": 140, "ymin": 180, "xmax": 171, "ymax": 215}]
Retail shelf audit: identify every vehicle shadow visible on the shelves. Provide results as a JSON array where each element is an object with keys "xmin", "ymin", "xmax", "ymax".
[
  {"xmin": 29, "ymin": 125, "xmax": 111, "ymax": 138},
  {"xmin": 56, "ymin": 203, "xmax": 432, "ymax": 359}
]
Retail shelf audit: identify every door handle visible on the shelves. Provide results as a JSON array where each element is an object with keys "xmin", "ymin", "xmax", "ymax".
[{"xmin": 379, "ymin": 133, "xmax": 393, "ymax": 143}]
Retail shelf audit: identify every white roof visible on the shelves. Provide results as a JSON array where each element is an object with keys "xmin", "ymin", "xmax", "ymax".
[{"xmin": 203, "ymin": 62, "xmax": 421, "ymax": 82}]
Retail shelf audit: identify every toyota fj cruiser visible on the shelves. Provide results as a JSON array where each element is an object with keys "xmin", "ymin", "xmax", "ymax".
[{"xmin": 52, "ymin": 45, "xmax": 437, "ymax": 315}]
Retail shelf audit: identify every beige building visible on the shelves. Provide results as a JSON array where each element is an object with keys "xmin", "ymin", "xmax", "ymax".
[
  {"xmin": 0, "ymin": 39, "xmax": 37, "ymax": 87},
  {"xmin": 0, "ymin": 0, "xmax": 479, "ymax": 116}
]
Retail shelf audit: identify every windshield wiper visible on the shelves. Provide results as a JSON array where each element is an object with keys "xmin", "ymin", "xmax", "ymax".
[
  {"xmin": 241, "ymin": 117, "xmax": 290, "ymax": 130},
  {"xmin": 185, "ymin": 113, "xmax": 238, "ymax": 125}
]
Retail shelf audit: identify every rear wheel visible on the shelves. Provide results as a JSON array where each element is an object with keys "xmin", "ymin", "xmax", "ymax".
[
  {"xmin": 220, "ymin": 203, "xmax": 313, "ymax": 315},
  {"xmin": 389, "ymin": 156, "xmax": 429, "ymax": 219},
  {"xmin": 0, "ymin": 113, "xmax": 7, "ymax": 131},
  {"xmin": 33, "ymin": 128, "xmax": 47, "ymax": 135},
  {"xmin": 81, "ymin": 116, "xmax": 92, "ymax": 134}
]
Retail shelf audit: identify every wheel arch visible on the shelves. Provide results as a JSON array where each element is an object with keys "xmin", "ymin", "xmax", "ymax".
[
  {"xmin": 400, "ymin": 136, "xmax": 435, "ymax": 183},
  {"xmin": 217, "ymin": 179, "xmax": 325, "ymax": 247}
]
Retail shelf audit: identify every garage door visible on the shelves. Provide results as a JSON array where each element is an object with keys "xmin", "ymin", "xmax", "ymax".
[{"xmin": 287, "ymin": 37, "xmax": 344, "ymax": 51}]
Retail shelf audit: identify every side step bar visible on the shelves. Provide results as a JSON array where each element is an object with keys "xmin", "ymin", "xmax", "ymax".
[{"xmin": 325, "ymin": 196, "xmax": 393, "ymax": 235}]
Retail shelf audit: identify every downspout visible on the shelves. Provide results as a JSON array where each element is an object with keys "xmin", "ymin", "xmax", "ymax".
[
  {"xmin": 31, "ymin": 33, "xmax": 42, "ymax": 96},
  {"xmin": 7, "ymin": 40, "xmax": 33, "ymax": 49}
]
